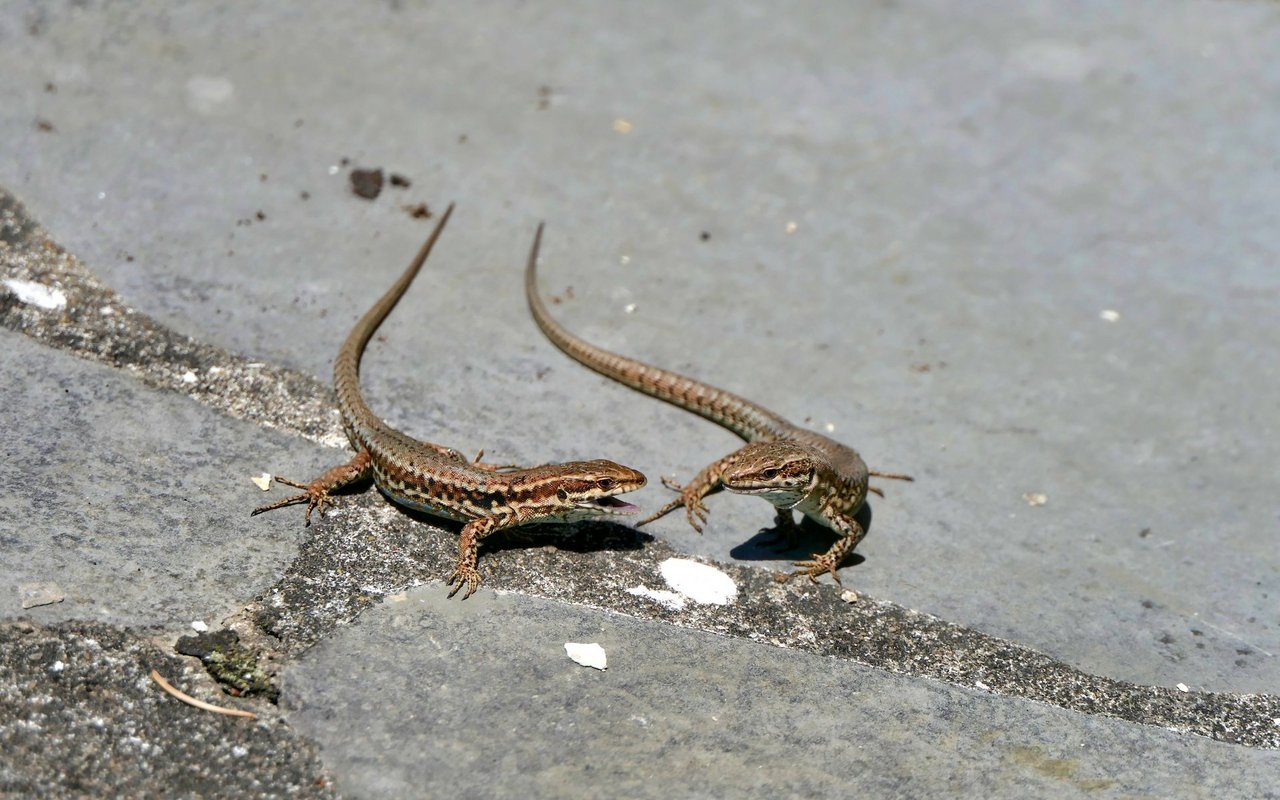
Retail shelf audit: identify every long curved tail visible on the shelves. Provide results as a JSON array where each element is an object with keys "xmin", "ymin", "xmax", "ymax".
[
  {"xmin": 525, "ymin": 223, "xmax": 790, "ymax": 442},
  {"xmin": 334, "ymin": 203, "xmax": 455, "ymax": 439}
]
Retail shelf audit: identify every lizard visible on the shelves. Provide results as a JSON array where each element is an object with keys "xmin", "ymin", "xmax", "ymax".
[
  {"xmin": 252, "ymin": 204, "xmax": 646, "ymax": 599},
  {"xmin": 524, "ymin": 223, "xmax": 911, "ymax": 583}
]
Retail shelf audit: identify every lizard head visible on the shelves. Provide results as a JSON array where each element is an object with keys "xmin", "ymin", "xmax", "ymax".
[
  {"xmin": 536, "ymin": 460, "xmax": 647, "ymax": 521},
  {"xmin": 720, "ymin": 441, "xmax": 820, "ymax": 509}
]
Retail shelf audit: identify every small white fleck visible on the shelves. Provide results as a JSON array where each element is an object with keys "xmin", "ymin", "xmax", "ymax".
[
  {"xmin": 1099, "ymin": 309, "xmax": 1121, "ymax": 322},
  {"xmin": 1273, "ymin": 718, "xmax": 1280, "ymax": 727},
  {"xmin": 208, "ymin": 366, "xmax": 225, "ymax": 375},
  {"xmin": 974, "ymin": 680, "xmax": 990, "ymax": 691},
  {"xmin": 619, "ymin": 255, "xmax": 631, "ymax": 265},
  {"xmin": 231, "ymin": 745, "xmax": 249, "ymax": 758},
  {"xmin": 244, "ymin": 362, "xmax": 265, "ymax": 369},
  {"xmin": 50, "ymin": 660, "xmax": 65, "ymax": 674},
  {"xmin": 190, "ymin": 620, "xmax": 209, "ymax": 632},
  {"xmin": 824, "ymin": 422, "xmax": 836, "ymax": 433},
  {"xmin": 1176, "ymin": 683, "xmax": 1190, "ymax": 693},
  {"xmin": 626, "ymin": 586, "xmax": 687, "ymax": 611},
  {"xmin": 101, "ymin": 306, "xmax": 114, "ymax": 316},
  {"xmin": 565, "ymin": 642, "xmax": 608, "ymax": 670},
  {"xmin": 1010, "ymin": 40, "xmax": 1095, "ymax": 82},
  {"xmin": 1023, "ymin": 492, "xmax": 1048, "ymax": 507},
  {"xmin": 360, "ymin": 585, "xmax": 387, "ymax": 596},
  {"xmin": 250, "ymin": 473, "xmax": 272, "ymax": 491},
  {"xmin": 180, "ymin": 370, "xmax": 198, "ymax": 384},
  {"xmin": 186, "ymin": 75, "xmax": 235, "ymax": 114},
  {"xmin": 97, "ymin": 191, "xmax": 106, "ymax": 200},
  {"xmin": 4, "ymin": 279, "xmax": 67, "ymax": 310},
  {"xmin": 612, "ymin": 118, "xmax": 633, "ymax": 134},
  {"xmin": 785, "ymin": 221, "xmax": 798, "ymax": 234},
  {"xmin": 659, "ymin": 558, "xmax": 738, "ymax": 605},
  {"xmin": 624, "ymin": 303, "xmax": 637, "ymax": 314}
]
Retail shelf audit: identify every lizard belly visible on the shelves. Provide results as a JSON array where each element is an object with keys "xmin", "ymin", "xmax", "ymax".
[{"xmin": 374, "ymin": 479, "xmax": 476, "ymax": 522}]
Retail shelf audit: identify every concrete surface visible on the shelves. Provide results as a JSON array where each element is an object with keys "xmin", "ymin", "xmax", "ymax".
[{"xmin": 2, "ymin": 1, "xmax": 1279, "ymax": 797}]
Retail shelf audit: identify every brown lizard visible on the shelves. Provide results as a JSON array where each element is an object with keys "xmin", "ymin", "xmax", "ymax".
[
  {"xmin": 253, "ymin": 205, "xmax": 646, "ymax": 598},
  {"xmin": 524, "ymin": 223, "xmax": 910, "ymax": 583}
]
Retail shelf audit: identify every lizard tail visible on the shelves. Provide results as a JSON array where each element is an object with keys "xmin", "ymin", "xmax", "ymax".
[{"xmin": 525, "ymin": 223, "xmax": 790, "ymax": 442}]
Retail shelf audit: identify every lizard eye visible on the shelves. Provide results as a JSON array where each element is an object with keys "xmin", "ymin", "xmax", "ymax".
[
  {"xmin": 556, "ymin": 488, "xmax": 570, "ymax": 502},
  {"xmin": 596, "ymin": 477, "xmax": 616, "ymax": 491},
  {"xmin": 761, "ymin": 467, "xmax": 780, "ymax": 480}
]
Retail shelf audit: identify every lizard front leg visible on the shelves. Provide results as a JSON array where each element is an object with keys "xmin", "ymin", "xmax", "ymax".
[
  {"xmin": 251, "ymin": 450, "xmax": 372, "ymax": 526},
  {"xmin": 447, "ymin": 510, "xmax": 530, "ymax": 599},
  {"xmin": 777, "ymin": 510, "xmax": 866, "ymax": 585},
  {"xmin": 636, "ymin": 454, "xmax": 738, "ymax": 533}
]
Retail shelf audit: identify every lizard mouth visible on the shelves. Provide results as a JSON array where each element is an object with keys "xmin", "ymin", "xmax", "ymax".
[{"xmin": 580, "ymin": 496, "xmax": 639, "ymax": 514}]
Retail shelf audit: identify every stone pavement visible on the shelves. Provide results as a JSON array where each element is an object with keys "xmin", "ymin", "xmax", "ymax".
[{"xmin": 1, "ymin": 2, "xmax": 1277, "ymax": 797}]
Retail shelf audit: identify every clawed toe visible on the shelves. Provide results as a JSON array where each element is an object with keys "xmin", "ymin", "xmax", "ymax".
[
  {"xmin": 446, "ymin": 566, "xmax": 482, "ymax": 599},
  {"xmin": 250, "ymin": 476, "xmax": 335, "ymax": 527},
  {"xmin": 659, "ymin": 475, "xmax": 684, "ymax": 493},
  {"xmin": 776, "ymin": 555, "xmax": 842, "ymax": 585}
]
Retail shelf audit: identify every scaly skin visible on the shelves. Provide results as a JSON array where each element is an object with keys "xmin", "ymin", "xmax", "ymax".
[
  {"xmin": 524, "ymin": 223, "xmax": 909, "ymax": 583},
  {"xmin": 253, "ymin": 205, "xmax": 646, "ymax": 598}
]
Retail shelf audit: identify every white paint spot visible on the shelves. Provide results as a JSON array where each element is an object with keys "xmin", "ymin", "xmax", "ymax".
[
  {"xmin": 1023, "ymin": 492, "xmax": 1048, "ymax": 507},
  {"xmin": 180, "ymin": 370, "xmax": 198, "ymax": 384},
  {"xmin": 619, "ymin": 255, "xmax": 631, "ymax": 265},
  {"xmin": 96, "ymin": 192, "xmax": 106, "ymax": 200},
  {"xmin": 1176, "ymin": 683, "xmax": 1190, "ymax": 693},
  {"xmin": 328, "ymin": 165, "xmax": 340, "ymax": 175},
  {"xmin": 1099, "ymin": 309, "xmax": 1121, "ymax": 322},
  {"xmin": 824, "ymin": 422, "xmax": 836, "ymax": 433},
  {"xmin": 659, "ymin": 558, "xmax": 738, "ymax": 605},
  {"xmin": 1010, "ymin": 41, "xmax": 1095, "ymax": 82},
  {"xmin": 624, "ymin": 303, "xmax": 637, "ymax": 314},
  {"xmin": 565, "ymin": 642, "xmax": 608, "ymax": 670},
  {"xmin": 627, "ymin": 585, "xmax": 687, "ymax": 611},
  {"xmin": 4, "ymin": 279, "xmax": 67, "ymax": 310},
  {"xmin": 101, "ymin": 306, "xmax": 114, "ymax": 316},
  {"xmin": 186, "ymin": 75, "xmax": 235, "ymax": 114},
  {"xmin": 785, "ymin": 221, "xmax": 798, "ymax": 234},
  {"xmin": 50, "ymin": 660, "xmax": 65, "ymax": 674},
  {"xmin": 250, "ymin": 473, "xmax": 272, "ymax": 491},
  {"xmin": 190, "ymin": 620, "xmax": 209, "ymax": 632},
  {"xmin": 232, "ymin": 745, "xmax": 249, "ymax": 758}
]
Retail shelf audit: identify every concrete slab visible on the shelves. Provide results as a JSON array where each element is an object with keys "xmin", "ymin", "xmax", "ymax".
[
  {"xmin": 0, "ymin": 330, "xmax": 313, "ymax": 630},
  {"xmin": 285, "ymin": 587, "xmax": 1279, "ymax": 799}
]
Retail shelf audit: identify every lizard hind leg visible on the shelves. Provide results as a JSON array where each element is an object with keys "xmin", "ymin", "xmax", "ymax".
[
  {"xmin": 251, "ymin": 450, "xmax": 372, "ymax": 526},
  {"xmin": 776, "ymin": 512, "xmax": 866, "ymax": 585}
]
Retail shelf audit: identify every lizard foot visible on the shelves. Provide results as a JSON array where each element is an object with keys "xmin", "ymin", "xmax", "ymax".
[
  {"xmin": 446, "ymin": 564, "xmax": 483, "ymax": 600},
  {"xmin": 636, "ymin": 488, "xmax": 710, "ymax": 533},
  {"xmin": 774, "ymin": 553, "xmax": 842, "ymax": 585},
  {"xmin": 250, "ymin": 476, "xmax": 334, "ymax": 526}
]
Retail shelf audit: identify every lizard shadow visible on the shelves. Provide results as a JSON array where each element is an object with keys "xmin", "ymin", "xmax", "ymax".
[
  {"xmin": 392, "ymin": 504, "xmax": 654, "ymax": 557},
  {"xmin": 317, "ymin": 478, "xmax": 653, "ymax": 555},
  {"xmin": 728, "ymin": 502, "xmax": 872, "ymax": 566}
]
